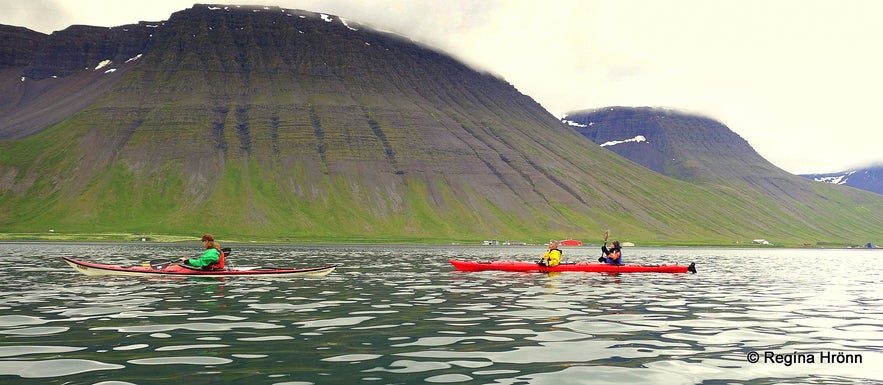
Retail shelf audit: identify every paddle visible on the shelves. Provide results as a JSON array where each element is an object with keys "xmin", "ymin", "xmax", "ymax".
[
  {"xmin": 149, "ymin": 259, "xmax": 179, "ymax": 269},
  {"xmin": 598, "ymin": 229, "xmax": 610, "ymax": 263}
]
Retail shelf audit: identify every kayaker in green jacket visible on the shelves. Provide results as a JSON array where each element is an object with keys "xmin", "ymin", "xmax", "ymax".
[{"xmin": 180, "ymin": 234, "xmax": 221, "ymax": 268}]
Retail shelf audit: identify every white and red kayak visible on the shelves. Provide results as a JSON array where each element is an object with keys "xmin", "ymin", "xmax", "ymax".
[
  {"xmin": 62, "ymin": 256, "xmax": 337, "ymax": 278},
  {"xmin": 450, "ymin": 259, "xmax": 696, "ymax": 274}
]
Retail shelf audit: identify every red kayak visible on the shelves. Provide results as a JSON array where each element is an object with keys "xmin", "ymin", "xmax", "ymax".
[
  {"xmin": 62, "ymin": 256, "xmax": 337, "ymax": 278},
  {"xmin": 450, "ymin": 259, "xmax": 696, "ymax": 274}
]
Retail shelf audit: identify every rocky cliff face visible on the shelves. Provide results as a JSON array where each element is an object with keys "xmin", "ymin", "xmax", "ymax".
[
  {"xmin": 0, "ymin": 22, "xmax": 155, "ymax": 139},
  {"xmin": 21, "ymin": 24, "xmax": 154, "ymax": 79},
  {"xmin": 0, "ymin": 23, "xmax": 154, "ymax": 79},
  {"xmin": 0, "ymin": 25, "xmax": 45, "ymax": 68}
]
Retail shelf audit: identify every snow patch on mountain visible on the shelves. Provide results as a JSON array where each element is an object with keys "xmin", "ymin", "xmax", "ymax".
[
  {"xmin": 600, "ymin": 135, "xmax": 647, "ymax": 147},
  {"xmin": 562, "ymin": 119, "xmax": 589, "ymax": 128},
  {"xmin": 811, "ymin": 171, "xmax": 855, "ymax": 185}
]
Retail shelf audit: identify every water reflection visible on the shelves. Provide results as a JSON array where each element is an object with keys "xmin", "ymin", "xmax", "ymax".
[
  {"xmin": 0, "ymin": 243, "xmax": 880, "ymax": 384},
  {"xmin": 0, "ymin": 358, "xmax": 125, "ymax": 378}
]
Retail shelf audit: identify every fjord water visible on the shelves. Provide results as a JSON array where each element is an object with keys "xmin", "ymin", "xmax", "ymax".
[{"xmin": 0, "ymin": 243, "xmax": 880, "ymax": 384}]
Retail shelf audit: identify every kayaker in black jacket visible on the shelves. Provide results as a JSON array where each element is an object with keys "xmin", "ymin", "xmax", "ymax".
[{"xmin": 599, "ymin": 240, "xmax": 623, "ymax": 265}]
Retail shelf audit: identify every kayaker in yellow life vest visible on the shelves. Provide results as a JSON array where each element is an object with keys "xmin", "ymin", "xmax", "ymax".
[
  {"xmin": 179, "ymin": 234, "xmax": 221, "ymax": 268},
  {"xmin": 538, "ymin": 240, "xmax": 562, "ymax": 267}
]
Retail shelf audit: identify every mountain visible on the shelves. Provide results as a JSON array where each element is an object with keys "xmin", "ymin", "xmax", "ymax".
[
  {"xmin": 565, "ymin": 107, "xmax": 883, "ymax": 197},
  {"xmin": 801, "ymin": 167, "xmax": 883, "ymax": 195},
  {"xmin": 563, "ymin": 107, "xmax": 783, "ymax": 183},
  {"xmin": 563, "ymin": 107, "xmax": 883, "ymax": 244},
  {"xmin": 1, "ymin": 4, "xmax": 882, "ymax": 246}
]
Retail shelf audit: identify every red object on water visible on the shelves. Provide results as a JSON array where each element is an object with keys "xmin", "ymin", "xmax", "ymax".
[{"xmin": 450, "ymin": 259, "xmax": 696, "ymax": 274}]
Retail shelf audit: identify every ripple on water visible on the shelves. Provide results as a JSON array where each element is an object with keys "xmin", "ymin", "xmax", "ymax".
[
  {"xmin": 0, "ymin": 345, "xmax": 84, "ymax": 358},
  {"xmin": 94, "ymin": 382, "xmax": 137, "ymax": 385},
  {"xmin": 321, "ymin": 354, "xmax": 383, "ymax": 362},
  {"xmin": 91, "ymin": 321, "xmax": 284, "ymax": 333},
  {"xmin": 0, "ymin": 326, "xmax": 69, "ymax": 336},
  {"xmin": 294, "ymin": 316, "xmax": 374, "ymax": 328},
  {"xmin": 425, "ymin": 373, "xmax": 473, "ymax": 383},
  {"xmin": 270, "ymin": 381, "xmax": 316, "ymax": 385},
  {"xmin": 0, "ymin": 315, "xmax": 46, "ymax": 327},
  {"xmin": 155, "ymin": 344, "xmax": 230, "ymax": 351},
  {"xmin": 0, "ymin": 359, "xmax": 125, "ymax": 378},
  {"xmin": 363, "ymin": 359, "xmax": 451, "ymax": 374},
  {"xmin": 394, "ymin": 335, "xmax": 514, "ymax": 348},
  {"xmin": 94, "ymin": 381, "xmax": 138, "ymax": 385},
  {"xmin": 113, "ymin": 344, "xmax": 149, "ymax": 351},
  {"xmin": 230, "ymin": 354, "xmax": 268, "ymax": 359},
  {"xmin": 127, "ymin": 356, "xmax": 233, "ymax": 365},
  {"xmin": 237, "ymin": 335, "xmax": 295, "ymax": 342}
]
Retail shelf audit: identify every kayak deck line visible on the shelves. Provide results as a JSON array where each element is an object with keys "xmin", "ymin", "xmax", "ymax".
[
  {"xmin": 62, "ymin": 257, "xmax": 337, "ymax": 278},
  {"xmin": 450, "ymin": 259, "xmax": 697, "ymax": 274}
]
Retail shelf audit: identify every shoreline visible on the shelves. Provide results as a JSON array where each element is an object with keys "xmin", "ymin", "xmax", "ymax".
[{"xmin": 0, "ymin": 232, "xmax": 873, "ymax": 249}]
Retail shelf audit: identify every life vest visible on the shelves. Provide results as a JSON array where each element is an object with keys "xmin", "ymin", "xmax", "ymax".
[
  {"xmin": 207, "ymin": 248, "xmax": 225, "ymax": 270},
  {"xmin": 605, "ymin": 249, "xmax": 622, "ymax": 265},
  {"xmin": 541, "ymin": 248, "xmax": 562, "ymax": 267}
]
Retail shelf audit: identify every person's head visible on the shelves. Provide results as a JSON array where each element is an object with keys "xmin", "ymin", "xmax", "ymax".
[
  {"xmin": 611, "ymin": 240, "xmax": 620, "ymax": 248},
  {"xmin": 549, "ymin": 240, "xmax": 559, "ymax": 249},
  {"xmin": 201, "ymin": 234, "xmax": 215, "ymax": 249}
]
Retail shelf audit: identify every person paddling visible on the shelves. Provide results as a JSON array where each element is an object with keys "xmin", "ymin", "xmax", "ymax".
[
  {"xmin": 597, "ymin": 230, "xmax": 623, "ymax": 265},
  {"xmin": 598, "ymin": 241, "xmax": 622, "ymax": 265},
  {"xmin": 179, "ymin": 234, "xmax": 222, "ymax": 269},
  {"xmin": 538, "ymin": 240, "xmax": 562, "ymax": 267},
  {"xmin": 600, "ymin": 239, "xmax": 623, "ymax": 265}
]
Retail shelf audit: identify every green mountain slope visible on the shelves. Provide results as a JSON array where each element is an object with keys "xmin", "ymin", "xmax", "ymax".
[{"xmin": 1, "ymin": 5, "xmax": 882, "ymax": 246}]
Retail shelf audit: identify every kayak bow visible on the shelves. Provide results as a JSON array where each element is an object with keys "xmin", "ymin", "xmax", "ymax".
[
  {"xmin": 450, "ymin": 259, "xmax": 696, "ymax": 274},
  {"xmin": 62, "ymin": 257, "xmax": 337, "ymax": 278}
]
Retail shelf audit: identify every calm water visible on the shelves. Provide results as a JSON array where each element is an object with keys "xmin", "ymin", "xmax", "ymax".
[{"xmin": 0, "ymin": 243, "xmax": 880, "ymax": 384}]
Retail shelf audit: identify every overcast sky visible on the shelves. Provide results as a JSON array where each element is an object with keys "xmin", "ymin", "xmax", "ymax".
[{"xmin": 3, "ymin": 0, "xmax": 881, "ymax": 174}]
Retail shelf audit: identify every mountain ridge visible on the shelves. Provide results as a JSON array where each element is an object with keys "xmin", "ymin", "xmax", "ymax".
[
  {"xmin": 801, "ymin": 166, "xmax": 883, "ymax": 195},
  {"xmin": 1, "ymin": 4, "xmax": 882, "ymax": 246},
  {"xmin": 563, "ymin": 107, "xmax": 883, "ymax": 197},
  {"xmin": 563, "ymin": 107, "xmax": 876, "ymax": 204}
]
